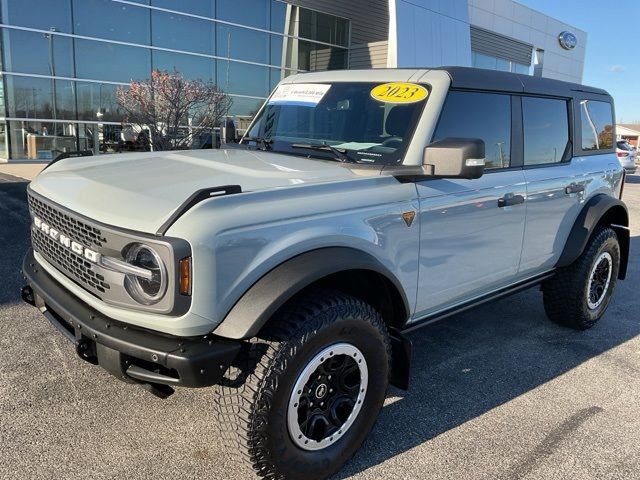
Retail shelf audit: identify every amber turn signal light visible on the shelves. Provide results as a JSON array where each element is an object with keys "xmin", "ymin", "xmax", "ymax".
[{"xmin": 179, "ymin": 257, "xmax": 192, "ymax": 295}]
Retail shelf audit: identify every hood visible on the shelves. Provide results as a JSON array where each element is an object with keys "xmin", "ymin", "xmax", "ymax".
[{"xmin": 30, "ymin": 148, "xmax": 359, "ymax": 233}]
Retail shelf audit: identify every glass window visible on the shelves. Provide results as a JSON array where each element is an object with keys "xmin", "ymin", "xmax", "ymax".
[
  {"xmin": 270, "ymin": 0, "xmax": 287, "ymax": 34},
  {"xmin": 152, "ymin": 10, "xmax": 214, "ymax": 55},
  {"xmin": 248, "ymin": 82, "xmax": 428, "ymax": 165},
  {"xmin": 7, "ymin": 119, "xmax": 79, "ymax": 159},
  {"xmin": 75, "ymin": 39, "xmax": 151, "ymax": 82},
  {"xmin": 271, "ymin": 35, "xmax": 284, "ymax": 67},
  {"xmin": 472, "ymin": 52, "xmax": 532, "ymax": 76},
  {"xmin": 432, "ymin": 91, "xmax": 511, "ymax": 169},
  {"xmin": 216, "ymin": 24, "xmax": 269, "ymax": 64},
  {"xmin": 152, "ymin": 0, "xmax": 214, "ymax": 17},
  {"xmin": 2, "ymin": 28, "xmax": 74, "ymax": 77},
  {"xmin": 297, "ymin": 7, "xmax": 349, "ymax": 47},
  {"xmin": 0, "ymin": 122, "xmax": 8, "ymax": 159},
  {"xmin": 513, "ymin": 63, "xmax": 530, "ymax": 75},
  {"xmin": 153, "ymin": 51, "xmax": 215, "ymax": 81},
  {"xmin": 496, "ymin": 58, "xmax": 510, "ymax": 72},
  {"xmin": 1, "ymin": 0, "xmax": 72, "ymax": 32},
  {"xmin": 287, "ymin": 40, "xmax": 347, "ymax": 71},
  {"xmin": 472, "ymin": 52, "xmax": 497, "ymax": 70},
  {"xmin": 228, "ymin": 96, "xmax": 264, "ymax": 117},
  {"xmin": 76, "ymin": 82, "xmax": 125, "ymax": 122},
  {"xmin": 276, "ymin": 36, "xmax": 349, "ymax": 72},
  {"xmin": 77, "ymin": 122, "xmax": 98, "ymax": 153},
  {"xmin": 523, "ymin": 96, "xmax": 569, "ymax": 165},
  {"xmin": 217, "ymin": 60, "xmax": 269, "ymax": 97},
  {"xmin": 73, "ymin": 0, "xmax": 150, "ymax": 44},
  {"xmin": 313, "ymin": 44, "xmax": 347, "ymax": 71},
  {"xmin": 99, "ymin": 124, "xmax": 125, "ymax": 153},
  {"xmin": 216, "ymin": 0, "xmax": 269, "ymax": 29},
  {"xmin": 580, "ymin": 100, "xmax": 614, "ymax": 151},
  {"xmin": 6, "ymin": 75, "xmax": 75, "ymax": 120}
]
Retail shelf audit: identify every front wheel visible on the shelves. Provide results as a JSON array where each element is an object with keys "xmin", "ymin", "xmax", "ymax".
[
  {"xmin": 543, "ymin": 226, "xmax": 620, "ymax": 330},
  {"xmin": 214, "ymin": 291, "xmax": 391, "ymax": 480}
]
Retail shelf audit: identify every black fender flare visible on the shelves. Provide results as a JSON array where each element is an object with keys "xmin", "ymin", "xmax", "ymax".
[
  {"xmin": 214, "ymin": 247, "xmax": 411, "ymax": 340},
  {"xmin": 556, "ymin": 194, "xmax": 629, "ymax": 279}
]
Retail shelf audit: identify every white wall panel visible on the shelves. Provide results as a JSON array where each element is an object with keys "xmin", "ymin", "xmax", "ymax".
[{"xmin": 469, "ymin": 0, "xmax": 586, "ymax": 83}]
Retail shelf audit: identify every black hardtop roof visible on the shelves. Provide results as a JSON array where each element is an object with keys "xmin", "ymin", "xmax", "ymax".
[{"xmin": 434, "ymin": 66, "xmax": 611, "ymax": 99}]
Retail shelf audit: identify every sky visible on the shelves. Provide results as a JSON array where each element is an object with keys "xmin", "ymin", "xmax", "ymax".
[{"xmin": 518, "ymin": 0, "xmax": 640, "ymax": 123}]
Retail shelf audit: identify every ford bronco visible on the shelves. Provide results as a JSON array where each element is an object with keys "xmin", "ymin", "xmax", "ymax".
[{"xmin": 22, "ymin": 67, "xmax": 629, "ymax": 479}]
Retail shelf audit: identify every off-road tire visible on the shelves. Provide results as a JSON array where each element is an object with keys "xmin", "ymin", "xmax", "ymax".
[
  {"xmin": 543, "ymin": 226, "xmax": 620, "ymax": 330},
  {"xmin": 213, "ymin": 290, "xmax": 391, "ymax": 480}
]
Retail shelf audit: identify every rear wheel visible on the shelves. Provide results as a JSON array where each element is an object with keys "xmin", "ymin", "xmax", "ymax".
[
  {"xmin": 214, "ymin": 291, "xmax": 391, "ymax": 480},
  {"xmin": 543, "ymin": 226, "xmax": 620, "ymax": 329}
]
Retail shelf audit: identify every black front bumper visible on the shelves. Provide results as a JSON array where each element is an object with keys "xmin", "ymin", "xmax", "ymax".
[{"xmin": 22, "ymin": 249, "xmax": 241, "ymax": 393}]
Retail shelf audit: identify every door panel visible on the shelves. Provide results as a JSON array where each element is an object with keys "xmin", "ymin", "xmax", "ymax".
[
  {"xmin": 519, "ymin": 163, "xmax": 586, "ymax": 273},
  {"xmin": 413, "ymin": 170, "xmax": 526, "ymax": 318},
  {"xmin": 518, "ymin": 96, "xmax": 584, "ymax": 274}
]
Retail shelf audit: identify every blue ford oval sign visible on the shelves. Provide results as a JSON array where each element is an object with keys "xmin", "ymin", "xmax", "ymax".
[{"xmin": 558, "ymin": 31, "xmax": 577, "ymax": 50}]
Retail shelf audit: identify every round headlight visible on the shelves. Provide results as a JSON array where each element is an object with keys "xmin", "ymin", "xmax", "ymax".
[{"xmin": 124, "ymin": 243, "xmax": 167, "ymax": 305}]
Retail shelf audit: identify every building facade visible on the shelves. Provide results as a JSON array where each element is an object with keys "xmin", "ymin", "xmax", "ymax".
[
  {"xmin": 0, "ymin": 0, "xmax": 586, "ymax": 161},
  {"xmin": 616, "ymin": 124, "xmax": 640, "ymax": 150}
]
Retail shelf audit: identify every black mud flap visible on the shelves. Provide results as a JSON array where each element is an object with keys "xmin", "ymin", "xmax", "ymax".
[{"xmin": 389, "ymin": 327, "xmax": 412, "ymax": 390}]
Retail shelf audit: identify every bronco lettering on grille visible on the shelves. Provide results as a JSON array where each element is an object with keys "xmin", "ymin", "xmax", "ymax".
[{"xmin": 33, "ymin": 216, "xmax": 101, "ymax": 263}]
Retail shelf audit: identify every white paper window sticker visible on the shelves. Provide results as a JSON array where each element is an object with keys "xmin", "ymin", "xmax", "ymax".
[{"xmin": 268, "ymin": 83, "xmax": 331, "ymax": 107}]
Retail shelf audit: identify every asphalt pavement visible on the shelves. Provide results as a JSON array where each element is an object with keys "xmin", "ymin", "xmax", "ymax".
[{"xmin": 1, "ymin": 172, "xmax": 639, "ymax": 480}]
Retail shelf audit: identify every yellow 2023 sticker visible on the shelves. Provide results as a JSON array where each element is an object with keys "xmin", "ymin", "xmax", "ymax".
[{"xmin": 370, "ymin": 83, "xmax": 428, "ymax": 104}]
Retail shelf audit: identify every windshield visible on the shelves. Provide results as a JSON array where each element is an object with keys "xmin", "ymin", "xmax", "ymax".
[{"xmin": 243, "ymin": 82, "xmax": 429, "ymax": 164}]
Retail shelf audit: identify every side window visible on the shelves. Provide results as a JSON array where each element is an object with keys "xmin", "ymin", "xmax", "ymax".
[
  {"xmin": 432, "ymin": 91, "xmax": 511, "ymax": 169},
  {"xmin": 580, "ymin": 100, "xmax": 614, "ymax": 151},
  {"xmin": 522, "ymin": 97, "xmax": 570, "ymax": 165}
]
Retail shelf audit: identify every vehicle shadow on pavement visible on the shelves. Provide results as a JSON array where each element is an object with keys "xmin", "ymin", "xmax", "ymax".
[
  {"xmin": 334, "ymin": 234, "xmax": 640, "ymax": 479},
  {"xmin": 0, "ymin": 175, "xmax": 30, "ymax": 305}
]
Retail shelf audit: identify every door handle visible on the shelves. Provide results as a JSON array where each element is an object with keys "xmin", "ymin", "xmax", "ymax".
[
  {"xmin": 498, "ymin": 193, "xmax": 525, "ymax": 208},
  {"xmin": 565, "ymin": 183, "xmax": 585, "ymax": 194}
]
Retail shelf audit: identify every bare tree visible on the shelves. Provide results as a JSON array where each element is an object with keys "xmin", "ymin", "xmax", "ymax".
[{"xmin": 115, "ymin": 69, "xmax": 233, "ymax": 151}]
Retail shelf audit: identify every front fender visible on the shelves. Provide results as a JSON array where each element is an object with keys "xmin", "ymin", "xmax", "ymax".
[{"xmin": 213, "ymin": 247, "xmax": 410, "ymax": 339}]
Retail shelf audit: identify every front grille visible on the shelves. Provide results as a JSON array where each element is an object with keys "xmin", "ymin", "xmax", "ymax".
[
  {"xmin": 28, "ymin": 194, "xmax": 107, "ymax": 249},
  {"xmin": 28, "ymin": 194, "xmax": 111, "ymax": 297}
]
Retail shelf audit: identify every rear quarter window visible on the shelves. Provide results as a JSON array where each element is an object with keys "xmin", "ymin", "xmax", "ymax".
[{"xmin": 580, "ymin": 100, "xmax": 614, "ymax": 151}]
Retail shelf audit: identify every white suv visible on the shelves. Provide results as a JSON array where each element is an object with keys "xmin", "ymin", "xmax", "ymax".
[{"xmin": 616, "ymin": 140, "xmax": 637, "ymax": 173}]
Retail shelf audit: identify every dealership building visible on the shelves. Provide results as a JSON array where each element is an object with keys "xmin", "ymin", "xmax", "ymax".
[{"xmin": 0, "ymin": 0, "xmax": 586, "ymax": 161}]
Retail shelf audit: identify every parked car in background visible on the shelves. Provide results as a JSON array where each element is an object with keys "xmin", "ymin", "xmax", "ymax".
[{"xmin": 616, "ymin": 140, "xmax": 637, "ymax": 173}]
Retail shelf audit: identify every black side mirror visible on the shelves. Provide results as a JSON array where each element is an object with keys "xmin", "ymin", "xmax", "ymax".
[
  {"xmin": 422, "ymin": 138, "xmax": 485, "ymax": 179},
  {"xmin": 381, "ymin": 137, "xmax": 486, "ymax": 182}
]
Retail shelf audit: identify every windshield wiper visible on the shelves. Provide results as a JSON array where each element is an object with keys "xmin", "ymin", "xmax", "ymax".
[
  {"xmin": 290, "ymin": 143, "xmax": 358, "ymax": 163},
  {"xmin": 242, "ymin": 136, "xmax": 273, "ymax": 151}
]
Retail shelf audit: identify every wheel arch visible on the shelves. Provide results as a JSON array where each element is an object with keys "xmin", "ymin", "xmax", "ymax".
[
  {"xmin": 213, "ymin": 247, "xmax": 413, "ymax": 389},
  {"xmin": 557, "ymin": 194, "xmax": 629, "ymax": 279},
  {"xmin": 214, "ymin": 247, "xmax": 411, "ymax": 340}
]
